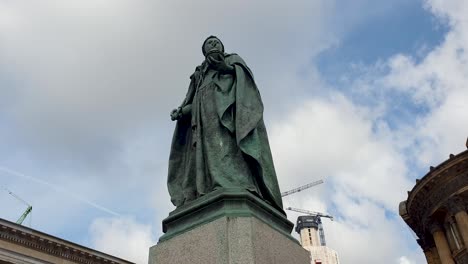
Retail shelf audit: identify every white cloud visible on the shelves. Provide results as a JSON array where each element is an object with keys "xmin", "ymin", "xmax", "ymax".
[
  {"xmin": 0, "ymin": 0, "xmax": 335, "ymax": 167},
  {"xmin": 89, "ymin": 216, "xmax": 156, "ymax": 264},
  {"xmin": 425, "ymin": 0, "xmax": 468, "ymax": 25},
  {"xmin": 271, "ymin": 95, "xmax": 411, "ymax": 209},
  {"xmin": 375, "ymin": 0, "xmax": 468, "ymax": 165},
  {"xmin": 270, "ymin": 95, "xmax": 421, "ymax": 263},
  {"xmin": 398, "ymin": 256, "xmax": 416, "ymax": 264},
  {"xmin": 273, "ymin": 1, "xmax": 468, "ymax": 263}
]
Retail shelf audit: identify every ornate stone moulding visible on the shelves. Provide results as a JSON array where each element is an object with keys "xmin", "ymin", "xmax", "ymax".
[
  {"xmin": 159, "ymin": 188, "xmax": 295, "ymax": 243},
  {"xmin": 0, "ymin": 218, "xmax": 134, "ymax": 264},
  {"xmin": 403, "ymin": 149, "xmax": 468, "ymax": 237}
]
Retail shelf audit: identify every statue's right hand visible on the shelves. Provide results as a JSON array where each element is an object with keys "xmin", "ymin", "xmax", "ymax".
[{"xmin": 170, "ymin": 108, "xmax": 181, "ymax": 121}]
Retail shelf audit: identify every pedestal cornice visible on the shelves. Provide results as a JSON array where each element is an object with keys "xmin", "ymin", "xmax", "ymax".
[{"xmin": 159, "ymin": 188, "xmax": 295, "ymax": 243}]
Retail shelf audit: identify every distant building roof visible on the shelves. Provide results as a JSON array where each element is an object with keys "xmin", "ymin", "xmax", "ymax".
[{"xmin": 0, "ymin": 218, "xmax": 134, "ymax": 264}]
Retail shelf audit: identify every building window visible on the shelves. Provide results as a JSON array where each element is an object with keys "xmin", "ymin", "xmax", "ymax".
[{"xmin": 449, "ymin": 220, "xmax": 462, "ymax": 250}]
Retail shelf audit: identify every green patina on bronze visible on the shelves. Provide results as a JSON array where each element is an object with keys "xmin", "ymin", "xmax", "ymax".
[{"xmin": 168, "ymin": 36, "xmax": 284, "ymax": 216}]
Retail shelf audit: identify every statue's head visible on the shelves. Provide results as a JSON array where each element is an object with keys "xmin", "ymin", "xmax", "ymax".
[{"xmin": 202, "ymin": 36, "xmax": 224, "ymax": 56}]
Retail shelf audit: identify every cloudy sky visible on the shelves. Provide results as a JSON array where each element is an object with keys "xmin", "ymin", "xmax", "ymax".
[{"xmin": 1, "ymin": 0, "xmax": 467, "ymax": 263}]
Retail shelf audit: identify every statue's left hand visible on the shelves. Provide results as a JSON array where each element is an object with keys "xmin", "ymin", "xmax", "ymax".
[{"xmin": 207, "ymin": 56, "xmax": 234, "ymax": 73}]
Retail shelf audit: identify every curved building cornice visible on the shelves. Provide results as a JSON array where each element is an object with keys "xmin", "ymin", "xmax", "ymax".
[{"xmin": 401, "ymin": 148, "xmax": 468, "ymax": 239}]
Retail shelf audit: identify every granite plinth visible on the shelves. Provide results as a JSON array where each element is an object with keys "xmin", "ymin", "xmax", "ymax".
[
  {"xmin": 149, "ymin": 216, "xmax": 310, "ymax": 264},
  {"xmin": 148, "ymin": 189, "xmax": 309, "ymax": 264}
]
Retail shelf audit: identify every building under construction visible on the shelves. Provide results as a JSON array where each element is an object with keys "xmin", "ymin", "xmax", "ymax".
[
  {"xmin": 295, "ymin": 214, "xmax": 340, "ymax": 264},
  {"xmin": 282, "ymin": 180, "xmax": 340, "ymax": 264}
]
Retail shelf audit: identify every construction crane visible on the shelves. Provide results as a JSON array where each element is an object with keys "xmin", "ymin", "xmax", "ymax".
[
  {"xmin": 16, "ymin": 205, "xmax": 32, "ymax": 225},
  {"xmin": 281, "ymin": 179, "xmax": 324, "ymax": 197},
  {"xmin": 1, "ymin": 186, "xmax": 32, "ymax": 225},
  {"xmin": 286, "ymin": 207, "xmax": 333, "ymax": 246}
]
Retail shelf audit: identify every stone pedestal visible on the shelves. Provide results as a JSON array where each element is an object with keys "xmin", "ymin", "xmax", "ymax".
[{"xmin": 148, "ymin": 188, "xmax": 310, "ymax": 264}]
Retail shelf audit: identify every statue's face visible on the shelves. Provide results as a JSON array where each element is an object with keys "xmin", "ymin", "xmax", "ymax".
[{"xmin": 204, "ymin": 38, "xmax": 222, "ymax": 54}]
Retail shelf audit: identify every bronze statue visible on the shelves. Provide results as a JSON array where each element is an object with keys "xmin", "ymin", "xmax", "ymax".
[{"xmin": 168, "ymin": 36, "xmax": 284, "ymax": 214}]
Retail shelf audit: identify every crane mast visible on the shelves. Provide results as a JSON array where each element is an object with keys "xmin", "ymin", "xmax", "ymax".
[
  {"xmin": 16, "ymin": 205, "xmax": 32, "ymax": 225},
  {"xmin": 316, "ymin": 217, "xmax": 326, "ymax": 246},
  {"xmin": 286, "ymin": 207, "xmax": 333, "ymax": 246},
  {"xmin": 1, "ymin": 186, "xmax": 32, "ymax": 225}
]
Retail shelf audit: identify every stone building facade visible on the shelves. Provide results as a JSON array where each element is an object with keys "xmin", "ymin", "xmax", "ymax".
[
  {"xmin": 400, "ymin": 142, "xmax": 468, "ymax": 264},
  {"xmin": 304, "ymin": 246, "xmax": 339, "ymax": 264},
  {"xmin": 0, "ymin": 218, "xmax": 134, "ymax": 264}
]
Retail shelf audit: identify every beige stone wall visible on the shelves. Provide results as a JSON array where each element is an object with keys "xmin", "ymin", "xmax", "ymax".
[
  {"xmin": 300, "ymin": 228, "xmax": 320, "ymax": 247},
  {"xmin": 303, "ymin": 246, "xmax": 340, "ymax": 264}
]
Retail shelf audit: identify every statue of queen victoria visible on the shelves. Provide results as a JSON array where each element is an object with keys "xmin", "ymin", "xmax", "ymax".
[{"xmin": 168, "ymin": 36, "xmax": 284, "ymax": 214}]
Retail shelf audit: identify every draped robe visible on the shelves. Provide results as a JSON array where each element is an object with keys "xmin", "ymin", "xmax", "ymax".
[{"xmin": 168, "ymin": 53, "xmax": 284, "ymax": 214}]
